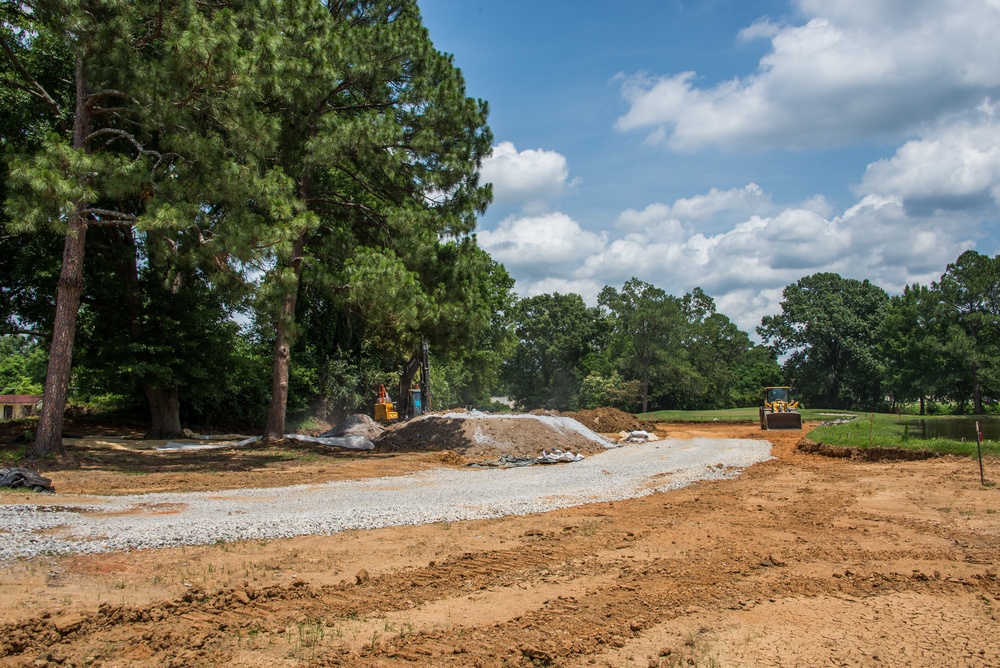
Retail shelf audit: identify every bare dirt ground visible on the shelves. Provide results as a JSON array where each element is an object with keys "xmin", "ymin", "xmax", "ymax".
[{"xmin": 1, "ymin": 419, "xmax": 999, "ymax": 667}]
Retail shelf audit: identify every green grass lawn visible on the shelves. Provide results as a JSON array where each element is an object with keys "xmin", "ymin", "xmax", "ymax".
[{"xmin": 808, "ymin": 412, "xmax": 1000, "ymax": 457}]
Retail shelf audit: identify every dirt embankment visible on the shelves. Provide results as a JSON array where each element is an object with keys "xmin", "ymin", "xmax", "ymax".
[
  {"xmin": 561, "ymin": 407, "xmax": 641, "ymax": 433},
  {"xmin": 798, "ymin": 439, "xmax": 942, "ymax": 461},
  {"xmin": 375, "ymin": 412, "xmax": 611, "ymax": 462},
  {"xmin": 0, "ymin": 419, "xmax": 998, "ymax": 667}
]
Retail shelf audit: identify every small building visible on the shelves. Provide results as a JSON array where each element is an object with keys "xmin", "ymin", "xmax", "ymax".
[{"xmin": 0, "ymin": 395, "xmax": 42, "ymax": 420}]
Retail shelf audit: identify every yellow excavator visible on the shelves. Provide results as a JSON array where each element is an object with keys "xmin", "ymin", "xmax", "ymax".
[
  {"xmin": 375, "ymin": 340, "xmax": 431, "ymax": 423},
  {"xmin": 760, "ymin": 386, "xmax": 802, "ymax": 430}
]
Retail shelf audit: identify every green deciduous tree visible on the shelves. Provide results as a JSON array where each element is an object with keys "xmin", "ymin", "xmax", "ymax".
[
  {"xmin": 579, "ymin": 371, "xmax": 640, "ymax": 412},
  {"xmin": 681, "ymin": 288, "xmax": 779, "ymax": 409},
  {"xmin": 0, "ymin": 335, "xmax": 47, "ymax": 394},
  {"xmin": 933, "ymin": 250, "xmax": 1000, "ymax": 414},
  {"xmin": 595, "ymin": 281, "xmax": 778, "ymax": 412},
  {"xmin": 598, "ymin": 279, "xmax": 683, "ymax": 413},
  {"xmin": 880, "ymin": 283, "xmax": 947, "ymax": 414},
  {"xmin": 503, "ymin": 293, "xmax": 605, "ymax": 411},
  {"xmin": 758, "ymin": 273, "xmax": 889, "ymax": 409}
]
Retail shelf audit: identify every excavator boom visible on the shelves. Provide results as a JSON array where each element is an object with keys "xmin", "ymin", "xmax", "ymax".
[{"xmin": 397, "ymin": 340, "xmax": 431, "ymax": 421}]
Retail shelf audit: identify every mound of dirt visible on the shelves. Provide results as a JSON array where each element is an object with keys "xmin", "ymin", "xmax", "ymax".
[
  {"xmin": 321, "ymin": 414, "xmax": 384, "ymax": 440},
  {"xmin": 562, "ymin": 407, "xmax": 639, "ymax": 433},
  {"xmin": 797, "ymin": 439, "xmax": 940, "ymax": 461},
  {"xmin": 375, "ymin": 412, "xmax": 612, "ymax": 461}
]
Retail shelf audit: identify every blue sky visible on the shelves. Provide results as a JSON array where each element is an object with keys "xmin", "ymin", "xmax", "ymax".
[{"xmin": 419, "ymin": 0, "xmax": 1000, "ymax": 334}]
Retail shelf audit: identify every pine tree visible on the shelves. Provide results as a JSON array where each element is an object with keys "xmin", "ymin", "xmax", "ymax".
[
  {"xmin": 255, "ymin": 1, "xmax": 491, "ymax": 438},
  {"xmin": 3, "ymin": 0, "xmax": 294, "ymax": 453}
]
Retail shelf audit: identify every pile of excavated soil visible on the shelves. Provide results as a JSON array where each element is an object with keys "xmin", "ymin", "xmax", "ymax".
[
  {"xmin": 374, "ymin": 412, "xmax": 613, "ymax": 461},
  {"xmin": 320, "ymin": 414, "xmax": 384, "ymax": 440},
  {"xmin": 562, "ymin": 407, "xmax": 639, "ymax": 433}
]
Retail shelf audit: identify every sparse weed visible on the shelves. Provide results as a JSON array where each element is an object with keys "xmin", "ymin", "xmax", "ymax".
[{"xmin": 0, "ymin": 444, "xmax": 27, "ymax": 464}]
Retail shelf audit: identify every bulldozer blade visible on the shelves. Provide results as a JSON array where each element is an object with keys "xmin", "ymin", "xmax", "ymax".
[{"xmin": 764, "ymin": 412, "xmax": 802, "ymax": 430}]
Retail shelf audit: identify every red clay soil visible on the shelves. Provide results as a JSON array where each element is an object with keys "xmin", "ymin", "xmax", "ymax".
[
  {"xmin": 561, "ymin": 407, "xmax": 640, "ymax": 433},
  {"xmin": 0, "ymin": 420, "xmax": 998, "ymax": 668}
]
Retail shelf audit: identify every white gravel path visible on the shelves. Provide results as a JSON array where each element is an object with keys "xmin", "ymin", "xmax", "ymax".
[{"xmin": 0, "ymin": 438, "xmax": 771, "ymax": 563}]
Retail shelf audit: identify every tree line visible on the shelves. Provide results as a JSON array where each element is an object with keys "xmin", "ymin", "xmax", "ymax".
[
  {"xmin": 758, "ymin": 251, "xmax": 1000, "ymax": 414},
  {"xmin": 501, "ymin": 281, "xmax": 781, "ymax": 413},
  {"xmin": 501, "ymin": 251, "xmax": 1000, "ymax": 416}
]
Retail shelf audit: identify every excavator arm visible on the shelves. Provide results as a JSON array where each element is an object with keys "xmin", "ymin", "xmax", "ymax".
[{"xmin": 397, "ymin": 340, "xmax": 431, "ymax": 420}]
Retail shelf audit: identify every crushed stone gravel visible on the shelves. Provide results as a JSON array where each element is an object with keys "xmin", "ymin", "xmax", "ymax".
[{"xmin": 0, "ymin": 438, "xmax": 771, "ymax": 563}]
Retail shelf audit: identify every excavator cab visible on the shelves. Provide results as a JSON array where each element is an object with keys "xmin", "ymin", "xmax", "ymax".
[
  {"xmin": 760, "ymin": 386, "xmax": 802, "ymax": 430},
  {"xmin": 374, "ymin": 384, "xmax": 398, "ymax": 422}
]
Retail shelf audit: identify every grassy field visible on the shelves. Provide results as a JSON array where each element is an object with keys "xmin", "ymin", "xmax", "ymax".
[
  {"xmin": 808, "ymin": 412, "xmax": 1000, "ymax": 457},
  {"xmin": 639, "ymin": 407, "xmax": 999, "ymax": 457}
]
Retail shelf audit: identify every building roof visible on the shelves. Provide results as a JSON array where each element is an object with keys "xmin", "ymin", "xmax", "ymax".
[{"xmin": 0, "ymin": 395, "xmax": 42, "ymax": 404}]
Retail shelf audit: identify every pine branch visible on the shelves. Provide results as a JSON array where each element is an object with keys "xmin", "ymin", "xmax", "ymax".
[
  {"xmin": 0, "ymin": 73, "xmax": 40, "ymax": 96},
  {"xmin": 85, "ymin": 208, "xmax": 137, "ymax": 223},
  {"xmin": 86, "ymin": 89, "xmax": 128, "ymax": 110},
  {"xmin": 309, "ymin": 197, "xmax": 386, "ymax": 223},
  {"xmin": 84, "ymin": 128, "xmax": 146, "ymax": 156},
  {"xmin": 83, "ymin": 129, "xmax": 178, "ymax": 172},
  {"xmin": 311, "ymin": 80, "xmax": 351, "ymax": 125},
  {"xmin": 328, "ymin": 101, "xmax": 394, "ymax": 113},
  {"xmin": 152, "ymin": 152, "xmax": 180, "ymax": 172},
  {"xmin": 12, "ymin": 328, "xmax": 43, "ymax": 338},
  {"xmin": 0, "ymin": 31, "xmax": 66, "ymax": 131}
]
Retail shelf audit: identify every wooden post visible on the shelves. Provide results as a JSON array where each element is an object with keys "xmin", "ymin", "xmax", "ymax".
[{"xmin": 976, "ymin": 421, "xmax": 985, "ymax": 486}]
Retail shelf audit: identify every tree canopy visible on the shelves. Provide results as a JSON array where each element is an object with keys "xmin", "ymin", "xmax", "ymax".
[{"xmin": 758, "ymin": 273, "xmax": 889, "ymax": 409}]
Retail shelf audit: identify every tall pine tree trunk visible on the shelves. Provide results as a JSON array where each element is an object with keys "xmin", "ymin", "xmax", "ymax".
[
  {"xmin": 263, "ymin": 232, "xmax": 306, "ymax": 440},
  {"xmin": 641, "ymin": 367, "xmax": 649, "ymax": 414},
  {"xmin": 117, "ymin": 228, "xmax": 184, "ymax": 439},
  {"xmin": 972, "ymin": 366, "xmax": 983, "ymax": 414},
  {"xmin": 30, "ymin": 55, "xmax": 91, "ymax": 459},
  {"xmin": 144, "ymin": 384, "xmax": 182, "ymax": 439}
]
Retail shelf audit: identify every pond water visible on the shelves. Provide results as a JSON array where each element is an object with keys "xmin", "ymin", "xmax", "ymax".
[{"xmin": 899, "ymin": 417, "xmax": 1000, "ymax": 441}]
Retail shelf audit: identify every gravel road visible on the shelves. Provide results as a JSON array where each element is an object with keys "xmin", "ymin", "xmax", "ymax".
[{"xmin": 0, "ymin": 438, "xmax": 771, "ymax": 563}]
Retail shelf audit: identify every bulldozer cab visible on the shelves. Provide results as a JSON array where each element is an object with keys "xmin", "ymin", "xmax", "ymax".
[{"xmin": 765, "ymin": 387, "xmax": 792, "ymax": 404}]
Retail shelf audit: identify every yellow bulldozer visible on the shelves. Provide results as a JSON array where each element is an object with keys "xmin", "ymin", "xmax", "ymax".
[{"xmin": 760, "ymin": 386, "xmax": 802, "ymax": 430}]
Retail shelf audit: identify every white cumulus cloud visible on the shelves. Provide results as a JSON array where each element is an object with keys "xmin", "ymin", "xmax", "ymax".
[
  {"xmin": 476, "ymin": 212, "xmax": 607, "ymax": 279},
  {"xmin": 615, "ymin": 184, "xmax": 773, "ymax": 232},
  {"xmin": 479, "ymin": 141, "xmax": 572, "ymax": 209},
  {"xmin": 486, "ymin": 182, "xmax": 975, "ymax": 335},
  {"xmin": 858, "ymin": 101, "xmax": 1000, "ymax": 211},
  {"xmin": 616, "ymin": 0, "xmax": 1000, "ymax": 151}
]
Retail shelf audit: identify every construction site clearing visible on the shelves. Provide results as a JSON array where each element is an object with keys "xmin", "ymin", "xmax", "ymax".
[{"xmin": 0, "ymin": 408, "xmax": 998, "ymax": 667}]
